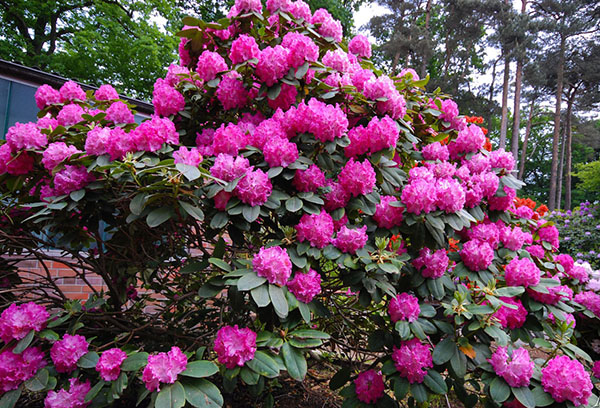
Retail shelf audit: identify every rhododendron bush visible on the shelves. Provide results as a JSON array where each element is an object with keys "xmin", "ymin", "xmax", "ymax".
[{"xmin": 2, "ymin": 1, "xmax": 600, "ymax": 407}]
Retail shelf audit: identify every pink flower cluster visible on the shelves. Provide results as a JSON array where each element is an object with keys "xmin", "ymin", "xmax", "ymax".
[
  {"xmin": 0, "ymin": 302, "xmax": 49, "ymax": 343},
  {"xmin": 0, "ymin": 346, "xmax": 46, "ymax": 392},
  {"xmin": 281, "ymin": 32, "xmax": 318, "ymax": 68},
  {"xmin": 537, "ymin": 223, "xmax": 560, "ymax": 249},
  {"xmin": 230, "ymin": 34, "xmax": 260, "ymax": 64},
  {"xmin": 253, "ymin": 246, "xmax": 292, "ymax": 286},
  {"xmin": 96, "ymin": 348, "xmax": 127, "ymax": 381},
  {"xmin": 492, "ymin": 297, "xmax": 527, "ymax": 329},
  {"xmin": 354, "ymin": 370, "xmax": 384, "ymax": 404},
  {"xmin": 296, "ymin": 211, "xmax": 334, "ymax": 248},
  {"xmin": 288, "ymin": 269, "xmax": 321, "ymax": 303},
  {"xmin": 373, "ymin": 196, "xmax": 404, "ymax": 228},
  {"xmin": 460, "ymin": 239, "xmax": 494, "ymax": 272},
  {"xmin": 292, "ymin": 165, "xmax": 325, "ymax": 192},
  {"xmin": 422, "ymin": 142, "xmax": 449, "ymax": 161},
  {"xmin": 214, "ymin": 325, "xmax": 257, "ymax": 369},
  {"xmin": 541, "ymin": 355, "xmax": 592, "ymax": 406},
  {"xmin": 348, "ymin": 35, "xmax": 372, "ymax": 59},
  {"xmin": 448, "ymin": 125, "xmax": 485, "ymax": 157},
  {"xmin": 388, "ymin": 293, "xmax": 420, "ymax": 323},
  {"xmin": 106, "ymin": 101, "xmax": 135, "ymax": 124},
  {"xmin": 142, "ymin": 346, "xmax": 188, "ymax": 391},
  {"xmin": 173, "ymin": 146, "xmax": 202, "ymax": 166},
  {"xmin": 504, "ymin": 257, "xmax": 540, "ymax": 287},
  {"xmin": 345, "ymin": 116, "xmax": 399, "ymax": 157},
  {"xmin": 57, "ymin": 103, "xmax": 85, "ymax": 127},
  {"xmin": 256, "ymin": 45, "xmax": 290, "ymax": 86},
  {"xmin": 210, "ymin": 154, "xmax": 250, "ymax": 182},
  {"xmin": 363, "ymin": 76, "xmax": 407, "ymax": 119},
  {"xmin": 6, "ymin": 122, "xmax": 47, "ymax": 151},
  {"xmin": 95, "ymin": 84, "xmax": 119, "ymax": 100},
  {"xmin": 217, "ymin": 72, "xmax": 249, "ymax": 110},
  {"xmin": 413, "ymin": 248, "xmax": 449, "ymax": 279},
  {"xmin": 488, "ymin": 346, "xmax": 533, "ymax": 387},
  {"xmin": 196, "ymin": 51, "xmax": 228, "ymax": 81},
  {"xmin": 131, "ymin": 116, "xmax": 179, "ymax": 152},
  {"xmin": 528, "ymin": 283, "xmax": 572, "ymax": 305},
  {"xmin": 333, "ymin": 225, "xmax": 368, "ymax": 254},
  {"xmin": 392, "ymin": 338, "xmax": 432, "ymax": 384},
  {"xmin": 289, "ymin": 99, "xmax": 349, "ymax": 142},
  {"xmin": 235, "ymin": 169, "xmax": 272, "ymax": 206},
  {"xmin": 338, "ymin": 159, "xmax": 376, "ymax": 197},
  {"xmin": 263, "ymin": 136, "xmax": 298, "ymax": 167},
  {"xmin": 44, "ymin": 378, "xmax": 90, "ymax": 408},
  {"xmin": 53, "ymin": 165, "xmax": 94, "ymax": 196},
  {"xmin": 59, "ymin": 81, "xmax": 87, "ymax": 102},
  {"xmin": 312, "ymin": 9, "xmax": 342, "ymax": 42},
  {"xmin": 35, "ymin": 84, "xmax": 61, "ymax": 109},
  {"xmin": 153, "ymin": 78, "xmax": 185, "ymax": 117},
  {"xmin": 500, "ymin": 226, "xmax": 532, "ymax": 252},
  {"xmin": 574, "ymin": 291, "xmax": 600, "ymax": 317},
  {"xmin": 50, "ymin": 334, "xmax": 89, "ymax": 373}
]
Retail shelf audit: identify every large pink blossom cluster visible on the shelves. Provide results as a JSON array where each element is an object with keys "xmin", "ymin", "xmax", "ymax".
[
  {"xmin": 153, "ymin": 78, "xmax": 185, "ymax": 117},
  {"xmin": 287, "ymin": 269, "xmax": 321, "ymax": 303},
  {"xmin": 214, "ymin": 325, "xmax": 257, "ymax": 369},
  {"xmin": 235, "ymin": 169, "xmax": 272, "ymax": 206},
  {"xmin": 541, "ymin": 355, "xmax": 592, "ymax": 406},
  {"xmin": 142, "ymin": 346, "xmax": 188, "ymax": 391},
  {"xmin": 345, "ymin": 116, "xmax": 399, "ymax": 157},
  {"xmin": 504, "ymin": 257, "xmax": 541, "ymax": 287},
  {"xmin": 388, "ymin": 293, "xmax": 420, "ymax": 323},
  {"xmin": 413, "ymin": 248, "xmax": 449, "ymax": 279},
  {"xmin": 488, "ymin": 347, "xmax": 533, "ymax": 387},
  {"xmin": 492, "ymin": 297, "xmax": 528, "ymax": 329},
  {"xmin": 0, "ymin": 302, "xmax": 49, "ymax": 342},
  {"xmin": 131, "ymin": 116, "xmax": 179, "ymax": 152},
  {"xmin": 50, "ymin": 334, "xmax": 89, "ymax": 373},
  {"xmin": 460, "ymin": 239, "xmax": 494, "ymax": 272},
  {"xmin": 96, "ymin": 348, "xmax": 127, "ymax": 381},
  {"xmin": 292, "ymin": 164, "xmax": 325, "ymax": 192},
  {"xmin": 333, "ymin": 225, "xmax": 368, "ymax": 254},
  {"xmin": 354, "ymin": 370, "xmax": 384, "ymax": 404},
  {"xmin": 0, "ymin": 346, "xmax": 46, "ymax": 392},
  {"xmin": 392, "ymin": 338, "xmax": 432, "ymax": 384},
  {"xmin": 253, "ymin": 246, "xmax": 293, "ymax": 286},
  {"xmin": 44, "ymin": 378, "xmax": 91, "ymax": 408},
  {"xmin": 296, "ymin": 211, "xmax": 334, "ymax": 248},
  {"xmin": 373, "ymin": 195, "xmax": 404, "ymax": 229}
]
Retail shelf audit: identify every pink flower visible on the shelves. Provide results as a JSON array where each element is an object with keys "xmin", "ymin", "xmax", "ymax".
[
  {"xmin": 95, "ymin": 84, "xmax": 119, "ymax": 101},
  {"xmin": 422, "ymin": 142, "xmax": 449, "ymax": 161},
  {"xmin": 251, "ymin": 118, "xmax": 285, "ymax": 149},
  {"xmin": 288, "ymin": 269, "xmax": 321, "ymax": 303},
  {"xmin": 435, "ymin": 179, "xmax": 466, "ymax": 213},
  {"xmin": 256, "ymin": 46, "xmax": 290, "ymax": 87},
  {"xmin": 322, "ymin": 49, "xmax": 350, "ymax": 72},
  {"xmin": 6, "ymin": 122, "xmax": 47, "ymax": 151},
  {"xmin": 229, "ymin": 34, "xmax": 260, "ymax": 64},
  {"xmin": 352, "ymin": 69, "xmax": 375, "ymax": 91},
  {"xmin": 106, "ymin": 101, "xmax": 135, "ymax": 124},
  {"xmin": 488, "ymin": 185, "xmax": 516, "ymax": 212},
  {"xmin": 527, "ymin": 244, "xmax": 545, "ymax": 259},
  {"xmin": 53, "ymin": 165, "xmax": 94, "ymax": 196},
  {"xmin": 575, "ymin": 291, "xmax": 600, "ymax": 317},
  {"xmin": 230, "ymin": 0, "xmax": 262, "ymax": 15},
  {"xmin": 490, "ymin": 149, "xmax": 515, "ymax": 171},
  {"xmin": 196, "ymin": 51, "xmax": 228, "ymax": 81},
  {"xmin": 296, "ymin": 211, "xmax": 334, "ymax": 249},
  {"xmin": 0, "ymin": 145, "xmax": 34, "ymax": 175},
  {"xmin": 548, "ymin": 312, "xmax": 575, "ymax": 328},
  {"xmin": 50, "ymin": 334, "xmax": 89, "ymax": 373},
  {"xmin": 153, "ymin": 78, "xmax": 185, "ymax": 117},
  {"xmin": 373, "ymin": 196, "xmax": 404, "ymax": 229},
  {"xmin": 253, "ymin": 246, "xmax": 292, "ymax": 286},
  {"xmin": 399, "ymin": 68, "xmax": 420, "ymax": 80},
  {"xmin": 131, "ymin": 117, "xmax": 179, "ymax": 152},
  {"xmin": 367, "ymin": 115, "xmax": 400, "ymax": 154},
  {"xmin": 35, "ymin": 84, "xmax": 61, "ymax": 109},
  {"xmin": 439, "ymin": 99, "xmax": 459, "ymax": 123},
  {"xmin": 401, "ymin": 178, "xmax": 437, "ymax": 215},
  {"xmin": 263, "ymin": 137, "xmax": 298, "ymax": 168},
  {"xmin": 363, "ymin": 76, "xmax": 407, "ymax": 119},
  {"xmin": 392, "ymin": 339, "xmax": 432, "ymax": 384},
  {"xmin": 541, "ymin": 355, "xmax": 592, "ymax": 406},
  {"xmin": 451, "ymin": 124, "xmax": 485, "ymax": 155},
  {"xmin": 303, "ymin": 99, "xmax": 349, "ymax": 142},
  {"xmin": 388, "ymin": 293, "xmax": 420, "ymax": 323},
  {"xmin": 44, "ymin": 378, "xmax": 90, "ymax": 408},
  {"xmin": 468, "ymin": 222, "xmax": 500, "ymax": 249},
  {"xmin": 311, "ymin": 9, "xmax": 342, "ymax": 42},
  {"xmin": 504, "ymin": 257, "xmax": 540, "ymax": 287},
  {"xmin": 348, "ymin": 35, "xmax": 372, "ymax": 59},
  {"xmin": 0, "ymin": 302, "xmax": 49, "ymax": 343},
  {"xmin": 165, "ymin": 64, "xmax": 190, "ymax": 86},
  {"xmin": 488, "ymin": 347, "xmax": 533, "ymax": 388},
  {"xmin": 59, "ymin": 81, "xmax": 86, "ymax": 102},
  {"xmin": 173, "ymin": 146, "xmax": 202, "ymax": 167},
  {"xmin": 537, "ymin": 223, "xmax": 559, "ymax": 250},
  {"xmin": 57, "ymin": 103, "xmax": 85, "ymax": 127},
  {"xmin": 567, "ymin": 264, "xmax": 589, "ymax": 282},
  {"xmin": 338, "ymin": 159, "xmax": 376, "ymax": 197},
  {"xmin": 460, "ymin": 240, "xmax": 494, "ymax": 272},
  {"xmin": 528, "ymin": 284, "xmax": 572, "ymax": 305},
  {"xmin": 211, "ymin": 123, "xmax": 247, "ymax": 156},
  {"xmin": 234, "ymin": 169, "xmax": 272, "ymax": 207},
  {"xmin": 106, "ymin": 127, "xmax": 133, "ymax": 160},
  {"xmin": 96, "ymin": 348, "xmax": 127, "ymax": 381},
  {"xmin": 500, "ymin": 226, "xmax": 531, "ymax": 252},
  {"xmin": 555, "ymin": 254, "xmax": 574, "ymax": 275},
  {"xmin": 267, "ymin": 83, "xmax": 298, "ymax": 111},
  {"xmin": 42, "ymin": 142, "xmax": 80, "ymax": 171},
  {"xmin": 85, "ymin": 126, "xmax": 111, "ymax": 156},
  {"xmin": 37, "ymin": 116, "xmax": 59, "ymax": 130},
  {"xmin": 210, "ymin": 154, "xmax": 250, "ymax": 182},
  {"xmin": 413, "ymin": 248, "xmax": 449, "ymax": 279},
  {"xmin": 323, "ymin": 180, "xmax": 350, "ymax": 211},
  {"xmin": 354, "ymin": 370, "xmax": 384, "ymax": 404},
  {"xmin": 0, "ymin": 346, "xmax": 46, "ymax": 393},
  {"xmin": 142, "ymin": 347, "xmax": 188, "ymax": 392},
  {"xmin": 217, "ymin": 71, "xmax": 249, "ymax": 110},
  {"xmin": 214, "ymin": 325, "xmax": 257, "ymax": 369},
  {"xmin": 492, "ymin": 297, "xmax": 527, "ymax": 329},
  {"xmin": 593, "ymin": 361, "xmax": 600, "ymax": 378},
  {"xmin": 333, "ymin": 225, "xmax": 368, "ymax": 254},
  {"xmin": 282, "ymin": 32, "xmax": 318, "ymax": 68},
  {"xmin": 292, "ymin": 165, "xmax": 325, "ymax": 193}
]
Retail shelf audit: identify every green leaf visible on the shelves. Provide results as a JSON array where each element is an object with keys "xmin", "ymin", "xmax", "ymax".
[
  {"xmin": 208, "ymin": 258, "xmax": 231, "ymax": 272},
  {"xmin": 240, "ymin": 367, "xmax": 260, "ymax": 385},
  {"xmin": 329, "ymin": 366, "xmax": 350, "ymax": 390},
  {"xmin": 146, "ymin": 207, "xmax": 172, "ymax": 228},
  {"xmin": 290, "ymin": 330, "xmax": 330, "ymax": 339},
  {"xmin": 182, "ymin": 379, "xmax": 223, "ymax": 408},
  {"xmin": 0, "ymin": 387, "xmax": 22, "ymax": 408},
  {"xmin": 489, "ymin": 377, "xmax": 510, "ymax": 404},
  {"xmin": 13, "ymin": 330, "xmax": 34, "ymax": 354},
  {"xmin": 394, "ymin": 377, "xmax": 409, "ymax": 400},
  {"xmin": 210, "ymin": 212, "xmax": 228, "ymax": 229},
  {"xmin": 38, "ymin": 329, "xmax": 59, "ymax": 341},
  {"xmin": 24, "ymin": 368, "xmax": 49, "ymax": 392},
  {"xmin": 242, "ymin": 205, "xmax": 260, "ymax": 222},
  {"xmin": 246, "ymin": 351, "xmax": 279, "ymax": 378},
  {"xmin": 512, "ymin": 386, "xmax": 535, "ymax": 408},
  {"xmin": 110, "ymin": 372, "xmax": 128, "ymax": 399},
  {"xmin": 180, "ymin": 202, "xmax": 204, "ymax": 221},
  {"xmin": 176, "ymin": 163, "xmax": 201, "ymax": 181},
  {"xmin": 495, "ymin": 286, "xmax": 525, "ymax": 297},
  {"xmin": 411, "ymin": 383, "xmax": 428, "ymax": 403},
  {"xmin": 285, "ymin": 197, "xmax": 303, "ymax": 212},
  {"xmin": 84, "ymin": 380, "xmax": 105, "ymax": 403},
  {"xmin": 155, "ymin": 381, "xmax": 185, "ymax": 408},
  {"xmin": 237, "ymin": 273, "xmax": 267, "ymax": 291},
  {"xmin": 267, "ymin": 83, "xmax": 282, "ymax": 100},
  {"xmin": 298, "ymin": 302, "xmax": 311, "ymax": 322},
  {"xmin": 269, "ymin": 285, "xmax": 289, "ymax": 318},
  {"xmin": 181, "ymin": 361, "xmax": 219, "ymax": 378},
  {"xmin": 70, "ymin": 189, "xmax": 85, "ymax": 202},
  {"xmin": 121, "ymin": 352, "xmax": 149, "ymax": 371},
  {"xmin": 288, "ymin": 337, "xmax": 323, "ymax": 348},
  {"xmin": 423, "ymin": 371, "xmax": 448, "ymax": 394},
  {"xmin": 531, "ymin": 386, "xmax": 554, "ymax": 407},
  {"xmin": 78, "ymin": 351, "xmax": 99, "ymax": 368},
  {"xmin": 251, "ymin": 284, "xmax": 270, "ymax": 307},
  {"xmin": 281, "ymin": 343, "xmax": 307, "ymax": 381},
  {"xmin": 395, "ymin": 321, "xmax": 410, "ymax": 339},
  {"xmin": 295, "ymin": 62, "xmax": 309, "ymax": 79}
]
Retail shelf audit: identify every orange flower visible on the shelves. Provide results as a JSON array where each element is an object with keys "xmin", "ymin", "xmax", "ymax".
[
  {"xmin": 536, "ymin": 205, "xmax": 548, "ymax": 217},
  {"xmin": 448, "ymin": 237, "xmax": 459, "ymax": 252},
  {"xmin": 483, "ymin": 138, "xmax": 492, "ymax": 152}
]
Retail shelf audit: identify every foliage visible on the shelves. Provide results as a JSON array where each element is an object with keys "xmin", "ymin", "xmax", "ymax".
[{"xmin": 2, "ymin": 1, "xmax": 600, "ymax": 408}]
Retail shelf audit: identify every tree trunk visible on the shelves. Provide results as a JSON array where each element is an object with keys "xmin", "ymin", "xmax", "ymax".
[
  {"xmin": 557, "ymin": 126, "xmax": 566, "ymax": 209},
  {"xmin": 510, "ymin": 0, "xmax": 527, "ymax": 160},
  {"xmin": 420, "ymin": 0, "xmax": 433, "ymax": 79},
  {"xmin": 548, "ymin": 34, "xmax": 566, "ymax": 211},
  {"xmin": 565, "ymin": 97, "xmax": 574, "ymax": 210},
  {"xmin": 487, "ymin": 56, "xmax": 501, "ymax": 135},
  {"xmin": 518, "ymin": 98, "xmax": 535, "ymax": 180},
  {"xmin": 499, "ymin": 55, "xmax": 511, "ymax": 149}
]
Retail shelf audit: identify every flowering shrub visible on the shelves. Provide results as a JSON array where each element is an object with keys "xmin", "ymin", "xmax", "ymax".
[{"xmin": 1, "ymin": 2, "xmax": 600, "ymax": 408}]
